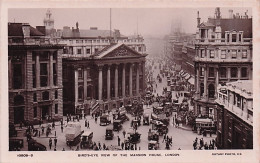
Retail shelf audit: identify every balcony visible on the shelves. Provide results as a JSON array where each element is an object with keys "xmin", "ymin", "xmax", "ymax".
[
  {"xmin": 195, "ymin": 38, "xmax": 252, "ymax": 45},
  {"xmin": 194, "ymin": 56, "xmax": 252, "ymax": 63}
]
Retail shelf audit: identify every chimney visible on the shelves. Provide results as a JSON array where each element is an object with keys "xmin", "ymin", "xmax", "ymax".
[
  {"xmin": 22, "ymin": 23, "xmax": 30, "ymax": 38},
  {"xmin": 229, "ymin": 9, "xmax": 233, "ymax": 18},
  {"xmin": 36, "ymin": 26, "xmax": 46, "ymax": 35},
  {"xmin": 197, "ymin": 11, "xmax": 201, "ymax": 27}
]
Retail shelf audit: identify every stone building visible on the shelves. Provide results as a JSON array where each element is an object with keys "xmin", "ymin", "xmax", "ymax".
[
  {"xmin": 8, "ymin": 23, "xmax": 64, "ymax": 124},
  {"xmin": 215, "ymin": 80, "xmax": 253, "ymax": 149},
  {"xmin": 62, "ymin": 43, "xmax": 147, "ymax": 115},
  {"xmin": 194, "ymin": 8, "xmax": 252, "ymax": 120}
]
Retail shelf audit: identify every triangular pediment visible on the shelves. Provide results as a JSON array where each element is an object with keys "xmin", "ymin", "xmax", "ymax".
[{"xmin": 98, "ymin": 44, "xmax": 143, "ymax": 58}]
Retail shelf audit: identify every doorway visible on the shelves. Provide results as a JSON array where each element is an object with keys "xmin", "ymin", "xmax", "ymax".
[
  {"xmin": 14, "ymin": 107, "xmax": 24, "ymax": 124},
  {"xmin": 41, "ymin": 105, "xmax": 50, "ymax": 120}
]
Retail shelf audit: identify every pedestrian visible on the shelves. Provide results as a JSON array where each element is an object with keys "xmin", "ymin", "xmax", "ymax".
[
  {"xmin": 162, "ymin": 134, "xmax": 166, "ymax": 143},
  {"xmin": 61, "ymin": 125, "xmax": 63, "ymax": 133},
  {"xmin": 52, "ymin": 122, "xmax": 55, "ymax": 129},
  {"xmin": 38, "ymin": 129, "xmax": 41, "ymax": 137},
  {"xmin": 49, "ymin": 138, "xmax": 52, "ymax": 149},
  {"xmin": 85, "ymin": 120, "xmax": 87, "ymax": 127},
  {"xmin": 41, "ymin": 126, "xmax": 44, "ymax": 134},
  {"xmin": 121, "ymin": 142, "xmax": 124, "ymax": 150},
  {"xmin": 87, "ymin": 121, "xmax": 90, "ymax": 129},
  {"xmin": 95, "ymin": 117, "xmax": 97, "ymax": 123},
  {"xmin": 54, "ymin": 137, "xmax": 57, "ymax": 147},
  {"xmin": 98, "ymin": 142, "xmax": 101, "ymax": 150},
  {"xmin": 103, "ymin": 143, "xmax": 106, "ymax": 150},
  {"xmin": 123, "ymin": 130, "xmax": 126, "ymax": 138},
  {"xmin": 60, "ymin": 119, "xmax": 63, "ymax": 126},
  {"xmin": 118, "ymin": 136, "xmax": 121, "ymax": 146},
  {"xmin": 62, "ymin": 148, "xmax": 65, "ymax": 151}
]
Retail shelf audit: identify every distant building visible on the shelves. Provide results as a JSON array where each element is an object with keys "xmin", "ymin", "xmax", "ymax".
[
  {"xmin": 8, "ymin": 23, "xmax": 64, "ymax": 124},
  {"xmin": 215, "ymin": 80, "xmax": 253, "ymax": 149},
  {"xmin": 194, "ymin": 8, "xmax": 252, "ymax": 120}
]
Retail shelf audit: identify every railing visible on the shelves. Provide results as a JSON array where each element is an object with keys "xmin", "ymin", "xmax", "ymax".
[
  {"xmin": 196, "ymin": 38, "xmax": 252, "ymax": 44},
  {"xmin": 194, "ymin": 56, "xmax": 252, "ymax": 62}
]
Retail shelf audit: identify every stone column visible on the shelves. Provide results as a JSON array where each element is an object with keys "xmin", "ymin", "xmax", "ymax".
[
  {"xmin": 204, "ymin": 66, "xmax": 207, "ymax": 99},
  {"xmin": 107, "ymin": 65, "xmax": 111, "ymax": 100},
  {"xmin": 237, "ymin": 67, "xmax": 241, "ymax": 80},
  {"xmin": 83, "ymin": 68, "xmax": 88, "ymax": 100},
  {"xmin": 136, "ymin": 63, "xmax": 140, "ymax": 95},
  {"xmin": 215, "ymin": 67, "xmax": 219, "ymax": 87},
  {"xmin": 142, "ymin": 62, "xmax": 145, "ymax": 93},
  {"xmin": 115, "ymin": 64, "xmax": 118, "ymax": 98},
  {"xmin": 49, "ymin": 52, "xmax": 53, "ymax": 87},
  {"xmin": 75, "ymin": 68, "xmax": 79, "ymax": 104},
  {"xmin": 227, "ymin": 67, "xmax": 231, "ymax": 82},
  {"xmin": 98, "ymin": 65, "xmax": 103, "ymax": 101},
  {"xmin": 129, "ymin": 63, "xmax": 133, "ymax": 96},
  {"xmin": 122, "ymin": 64, "xmax": 125, "ymax": 97},
  {"xmin": 196, "ymin": 65, "xmax": 200, "ymax": 96}
]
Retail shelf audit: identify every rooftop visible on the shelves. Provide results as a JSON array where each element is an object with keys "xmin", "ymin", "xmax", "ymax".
[{"xmin": 8, "ymin": 23, "xmax": 45, "ymax": 37}]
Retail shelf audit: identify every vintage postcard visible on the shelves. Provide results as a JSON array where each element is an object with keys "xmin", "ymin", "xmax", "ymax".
[{"xmin": 0, "ymin": 0, "xmax": 259, "ymax": 163}]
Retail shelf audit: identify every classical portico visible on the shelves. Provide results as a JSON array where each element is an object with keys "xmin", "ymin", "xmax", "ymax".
[{"xmin": 63, "ymin": 43, "xmax": 147, "ymax": 115}]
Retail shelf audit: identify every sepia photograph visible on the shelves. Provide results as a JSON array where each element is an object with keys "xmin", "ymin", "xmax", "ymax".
[{"xmin": 1, "ymin": 0, "xmax": 260, "ymax": 163}]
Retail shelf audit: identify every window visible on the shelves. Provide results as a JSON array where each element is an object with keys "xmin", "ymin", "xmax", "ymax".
[
  {"xmin": 86, "ymin": 49, "xmax": 91, "ymax": 54},
  {"xmin": 33, "ymin": 107, "xmax": 37, "ymax": 118},
  {"xmin": 33, "ymin": 93, "xmax": 37, "ymax": 102},
  {"xmin": 241, "ymin": 67, "xmax": 248, "ymax": 78},
  {"xmin": 13, "ymin": 64, "xmax": 23, "ymax": 89},
  {"xmin": 94, "ymin": 48, "xmax": 98, "ymax": 53},
  {"xmin": 200, "ymin": 83, "xmax": 204, "ymax": 96},
  {"xmin": 221, "ymin": 50, "xmax": 226, "ymax": 59},
  {"xmin": 232, "ymin": 34, "xmax": 236, "ymax": 42},
  {"xmin": 55, "ymin": 104, "xmax": 58, "ymax": 114},
  {"xmin": 231, "ymin": 50, "xmax": 237, "ymax": 58},
  {"xmin": 242, "ymin": 50, "xmax": 247, "ymax": 58},
  {"xmin": 77, "ymin": 49, "xmax": 82, "ymax": 54},
  {"xmin": 209, "ymin": 67, "xmax": 215, "ymax": 77},
  {"xmin": 200, "ymin": 67, "xmax": 205, "ymax": 76},
  {"xmin": 200, "ymin": 50, "xmax": 205, "ymax": 58},
  {"xmin": 227, "ymin": 34, "xmax": 229, "ymax": 42},
  {"xmin": 69, "ymin": 40, "xmax": 73, "ymax": 44},
  {"xmin": 220, "ymin": 67, "xmax": 227, "ymax": 78},
  {"xmin": 78, "ymin": 69, "xmax": 83, "ymax": 79},
  {"xmin": 42, "ymin": 91, "xmax": 49, "ymax": 101},
  {"xmin": 210, "ymin": 50, "xmax": 215, "ymax": 58},
  {"xmin": 231, "ymin": 67, "xmax": 238, "ymax": 78},
  {"xmin": 40, "ymin": 63, "xmax": 48, "ymax": 87},
  {"xmin": 53, "ymin": 63, "xmax": 57, "ymax": 86},
  {"xmin": 238, "ymin": 34, "xmax": 242, "ymax": 42},
  {"xmin": 55, "ymin": 90, "xmax": 58, "ymax": 99},
  {"xmin": 78, "ymin": 86, "xmax": 84, "ymax": 100},
  {"xmin": 208, "ymin": 84, "xmax": 215, "ymax": 98},
  {"xmin": 138, "ymin": 47, "xmax": 142, "ymax": 52}
]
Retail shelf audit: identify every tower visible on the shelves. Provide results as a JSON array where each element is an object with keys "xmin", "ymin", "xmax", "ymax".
[{"xmin": 43, "ymin": 9, "xmax": 54, "ymax": 30}]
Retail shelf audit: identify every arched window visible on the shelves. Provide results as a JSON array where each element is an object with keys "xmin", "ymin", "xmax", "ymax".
[
  {"xmin": 200, "ymin": 83, "xmax": 204, "ymax": 96},
  {"xmin": 208, "ymin": 84, "xmax": 215, "ymax": 98},
  {"xmin": 87, "ymin": 85, "xmax": 92, "ymax": 98},
  {"xmin": 78, "ymin": 86, "xmax": 84, "ymax": 100},
  {"xmin": 14, "ymin": 95, "xmax": 24, "ymax": 105}
]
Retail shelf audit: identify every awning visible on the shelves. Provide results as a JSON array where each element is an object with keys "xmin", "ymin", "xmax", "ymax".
[{"xmin": 188, "ymin": 77, "xmax": 195, "ymax": 85}]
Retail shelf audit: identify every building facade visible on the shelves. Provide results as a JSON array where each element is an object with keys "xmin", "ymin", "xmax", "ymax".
[
  {"xmin": 63, "ymin": 43, "xmax": 147, "ymax": 115},
  {"xmin": 215, "ymin": 80, "xmax": 253, "ymax": 149},
  {"xmin": 194, "ymin": 8, "xmax": 252, "ymax": 120},
  {"xmin": 8, "ymin": 23, "xmax": 64, "ymax": 124}
]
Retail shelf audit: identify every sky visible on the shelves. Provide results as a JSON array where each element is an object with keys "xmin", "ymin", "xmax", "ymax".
[{"xmin": 8, "ymin": 8, "xmax": 252, "ymax": 37}]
